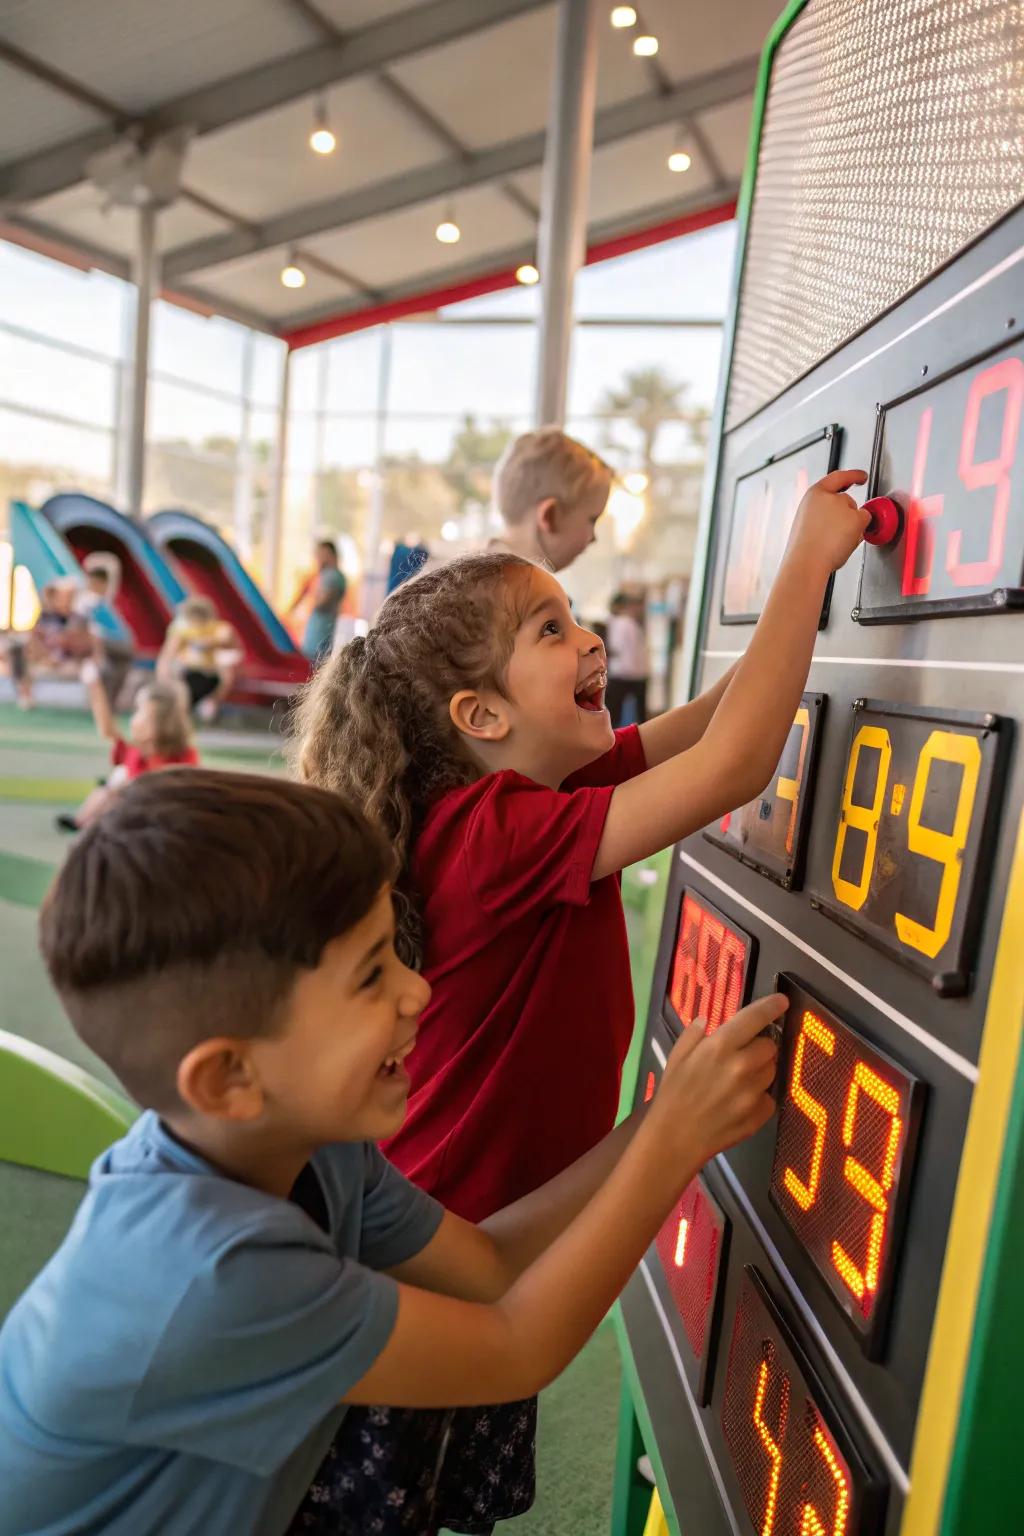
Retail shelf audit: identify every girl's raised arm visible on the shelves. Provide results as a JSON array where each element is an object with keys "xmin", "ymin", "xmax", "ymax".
[{"xmin": 592, "ymin": 471, "xmax": 867, "ymax": 883}]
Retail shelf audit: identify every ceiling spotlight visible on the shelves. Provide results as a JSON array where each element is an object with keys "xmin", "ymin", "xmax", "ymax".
[
  {"xmin": 633, "ymin": 34, "xmax": 659, "ymax": 56},
  {"xmin": 281, "ymin": 257, "xmax": 307, "ymax": 289},
  {"xmin": 668, "ymin": 148, "xmax": 692, "ymax": 173},
  {"xmin": 624, "ymin": 471, "xmax": 649, "ymax": 494},
  {"xmin": 516, "ymin": 262, "xmax": 540, "ymax": 285},
  {"xmin": 610, "ymin": 5, "xmax": 637, "ymax": 25},
  {"xmin": 435, "ymin": 208, "xmax": 461, "ymax": 244},
  {"xmin": 309, "ymin": 94, "xmax": 337, "ymax": 155}
]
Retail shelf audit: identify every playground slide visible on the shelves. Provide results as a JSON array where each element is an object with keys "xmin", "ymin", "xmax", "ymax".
[
  {"xmin": 8, "ymin": 501, "xmax": 129, "ymax": 644},
  {"xmin": 149, "ymin": 509, "xmax": 309, "ymax": 691},
  {"xmin": 42, "ymin": 493, "xmax": 184, "ymax": 661}
]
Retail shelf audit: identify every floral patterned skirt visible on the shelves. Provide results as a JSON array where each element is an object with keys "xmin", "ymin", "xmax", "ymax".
[{"xmin": 287, "ymin": 1398, "xmax": 537, "ymax": 1536}]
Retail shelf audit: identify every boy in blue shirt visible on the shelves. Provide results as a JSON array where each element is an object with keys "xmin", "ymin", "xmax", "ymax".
[{"xmin": 0, "ymin": 769, "xmax": 782, "ymax": 1536}]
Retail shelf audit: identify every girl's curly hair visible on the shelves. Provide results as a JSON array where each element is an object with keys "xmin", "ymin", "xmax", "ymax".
[{"xmin": 290, "ymin": 551, "xmax": 536, "ymax": 964}]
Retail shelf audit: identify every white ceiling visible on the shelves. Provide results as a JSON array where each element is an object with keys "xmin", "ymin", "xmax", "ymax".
[{"xmin": 0, "ymin": 0, "xmax": 781, "ymax": 336}]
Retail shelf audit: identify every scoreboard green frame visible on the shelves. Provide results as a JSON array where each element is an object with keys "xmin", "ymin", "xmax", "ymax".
[{"xmin": 613, "ymin": 4, "xmax": 1024, "ymax": 1534}]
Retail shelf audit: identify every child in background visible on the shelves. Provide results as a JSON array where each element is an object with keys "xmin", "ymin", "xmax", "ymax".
[
  {"xmin": 0, "ymin": 769, "xmax": 782, "ymax": 1536},
  {"xmin": 56, "ymin": 670, "xmax": 197, "ymax": 831},
  {"xmin": 158, "ymin": 595, "xmax": 244, "ymax": 722},
  {"xmin": 295, "ymin": 466, "xmax": 868, "ymax": 1531},
  {"xmin": 605, "ymin": 589, "xmax": 649, "ymax": 727},
  {"xmin": 490, "ymin": 427, "xmax": 613, "ymax": 572}
]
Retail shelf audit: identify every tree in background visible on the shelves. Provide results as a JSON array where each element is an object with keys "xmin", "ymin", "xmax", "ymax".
[
  {"xmin": 444, "ymin": 415, "xmax": 514, "ymax": 514},
  {"xmin": 598, "ymin": 366, "xmax": 710, "ymax": 482}
]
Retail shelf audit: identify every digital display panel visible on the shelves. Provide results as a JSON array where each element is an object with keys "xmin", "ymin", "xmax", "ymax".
[
  {"xmin": 705, "ymin": 693, "xmax": 826, "ymax": 888},
  {"xmin": 858, "ymin": 339, "xmax": 1024, "ymax": 620},
  {"xmin": 722, "ymin": 427, "xmax": 839, "ymax": 624},
  {"xmin": 769, "ymin": 979, "xmax": 921, "ymax": 1349},
  {"xmin": 664, "ymin": 888, "xmax": 756, "ymax": 1035},
  {"xmin": 654, "ymin": 1176, "xmax": 729, "ymax": 1404},
  {"xmin": 721, "ymin": 1268, "xmax": 885, "ymax": 1536},
  {"xmin": 811, "ymin": 700, "xmax": 1006, "ymax": 994}
]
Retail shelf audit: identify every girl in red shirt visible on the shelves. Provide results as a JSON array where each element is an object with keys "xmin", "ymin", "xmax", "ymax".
[
  {"xmin": 58, "ymin": 669, "xmax": 198, "ymax": 832},
  {"xmin": 293, "ymin": 470, "xmax": 867, "ymax": 1535}
]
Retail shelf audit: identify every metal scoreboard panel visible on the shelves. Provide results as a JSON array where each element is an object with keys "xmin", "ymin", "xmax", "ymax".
[{"xmin": 618, "ymin": 180, "xmax": 1024, "ymax": 1536}]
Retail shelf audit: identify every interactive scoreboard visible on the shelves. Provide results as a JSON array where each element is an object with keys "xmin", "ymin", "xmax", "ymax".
[{"xmin": 616, "ymin": 4, "xmax": 1024, "ymax": 1534}]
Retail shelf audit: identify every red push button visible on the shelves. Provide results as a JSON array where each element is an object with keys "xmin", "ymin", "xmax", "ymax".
[{"xmin": 862, "ymin": 495, "xmax": 903, "ymax": 547}]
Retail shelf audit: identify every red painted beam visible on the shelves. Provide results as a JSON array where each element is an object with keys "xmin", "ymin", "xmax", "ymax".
[{"xmin": 283, "ymin": 197, "xmax": 737, "ymax": 350}]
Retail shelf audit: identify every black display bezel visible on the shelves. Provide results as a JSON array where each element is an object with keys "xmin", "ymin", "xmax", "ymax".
[
  {"xmin": 717, "ymin": 1265, "xmax": 889, "ymax": 1536},
  {"xmin": 854, "ymin": 335, "xmax": 1024, "ymax": 623},
  {"xmin": 809, "ymin": 698, "xmax": 1009, "ymax": 996},
  {"xmin": 767, "ymin": 975, "xmax": 925, "ymax": 1358},
  {"xmin": 720, "ymin": 425, "xmax": 841, "ymax": 627},
  {"xmin": 704, "ymin": 692, "xmax": 827, "ymax": 889},
  {"xmin": 661, "ymin": 884, "xmax": 758, "ymax": 1037}
]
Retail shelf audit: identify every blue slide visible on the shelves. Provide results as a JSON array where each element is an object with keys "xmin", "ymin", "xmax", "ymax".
[{"xmin": 9, "ymin": 500, "xmax": 128, "ymax": 643}]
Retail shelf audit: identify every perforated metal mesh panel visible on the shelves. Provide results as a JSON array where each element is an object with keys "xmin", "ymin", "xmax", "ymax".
[{"xmin": 726, "ymin": 0, "xmax": 1024, "ymax": 427}]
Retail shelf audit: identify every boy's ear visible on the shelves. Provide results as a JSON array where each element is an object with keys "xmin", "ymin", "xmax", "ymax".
[
  {"xmin": 449, "ymin": 688, "xmax": 511, "ymax": 743},
  {"xmin": 535, "ymin": 496, "xmax": 559, "ymax": 532},
  {"xmin": 176, "ymin": 1039, "xmax": 265, "ymax": 1121}
]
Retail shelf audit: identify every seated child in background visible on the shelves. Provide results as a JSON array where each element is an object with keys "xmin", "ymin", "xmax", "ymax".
[
  {"xmin": 295, "ymin": 468, "xmax": 868, "ymax": 1530},
  {"xmin": 0, "ymin": 769, "xmax": 781, "ymax": 1536},
  {"xmin": 490, "ymin": 427, "xmax": 613, "ymax": 572},
  {"xmin": 157, "ymin": 594, "xmax": 244, "ymax": 722},
  {"xmin": 56, "ymin": 669, "xmax": 197, "ymax": 832}
]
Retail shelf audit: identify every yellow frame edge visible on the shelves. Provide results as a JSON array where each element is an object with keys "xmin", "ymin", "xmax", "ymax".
[{"xmin": 901, "ymin": 808, "xmax": 1024, "ymax": 1534}]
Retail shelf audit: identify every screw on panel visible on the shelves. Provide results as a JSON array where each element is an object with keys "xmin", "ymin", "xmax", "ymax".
[
  {"xmin": 853, "ymin": 698, "xmax": 866, "ymax": 710},
  {"xmin": 1007, "ymin": 317, "xmax": 1016, "ymax": 329},
  {"xmin": 995, "ymin": 589, "xmax": 1008, "ymax": 607},
  {"xmin": 921, "ymin": 365, "xmax": 929, "ymax": 376},
  {"xmin": 851, "ymin": 607, "xmax": 861, "ymax": 621},
  {"xmin": 983, "ymin": 713, "xmax": 997, "ymax": 730}
]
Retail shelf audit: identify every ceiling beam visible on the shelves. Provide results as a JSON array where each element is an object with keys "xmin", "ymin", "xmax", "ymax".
[
  {"xmin": 0, "ymin": 210, "xmax": 278, "ymax": 333},
  {"xmin": 0, "ymin": 0, "xmax": 551, "ymax": 206},
  {"xmin": 163, "ymin": 57, "xmax": 756, "ymax": 280},
  {"xmin": 281, "ymin": 186, "xmax": 738, "ymax": 345}
]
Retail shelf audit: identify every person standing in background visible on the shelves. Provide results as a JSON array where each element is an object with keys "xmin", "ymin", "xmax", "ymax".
[
  {"xmin": 491, "ymin": 427, "xmax": 613, "ymax": 573},
  {"xmin": 295, "ymin": 540, "xmax": 347, "ymax": 664},
  {"xmin": 605, "ymin": 590, "xmax": 649, "ymax": 727}
]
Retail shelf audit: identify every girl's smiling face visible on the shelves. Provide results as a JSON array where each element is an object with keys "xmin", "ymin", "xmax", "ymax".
[{"xmin": 500, "ymin": 567, "xmax": 614, "ymax": 783}]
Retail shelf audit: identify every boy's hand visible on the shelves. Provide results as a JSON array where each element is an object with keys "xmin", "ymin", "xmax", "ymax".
[
  {"xmin": 651, "ymin": 993, "xmax": 786, "ymax": 1163},
  {"xmin": 787, "ymin": 468, "xmax": 869, "ymax": 578}
]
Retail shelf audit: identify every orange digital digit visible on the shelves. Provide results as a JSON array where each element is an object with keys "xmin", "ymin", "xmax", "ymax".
[
  {"xmin": 831, "ymin": 1063, "xmax": 903, "ymax": 1300},
  {"xmin": 783, "ymin": 1012, "xmax": 835, "ymax": 1212},
  {"xmin": 752, "ymin": 1346, "xmax": 789, "ymax": 1536},
  {"xmin": 800, "ymin": 1425, "xmax": 851, "ymax": 1536}
]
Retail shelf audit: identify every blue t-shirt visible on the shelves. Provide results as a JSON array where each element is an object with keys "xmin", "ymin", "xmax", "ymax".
[{"xmin": 0, "ymin": 1113, "xmax": 443, "ymax": 1536}]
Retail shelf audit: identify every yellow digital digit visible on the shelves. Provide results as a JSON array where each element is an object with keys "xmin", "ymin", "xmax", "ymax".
[
  {"xmin": 776, "ymin": 705, "xmax": 810, "ymax": 857},
  {"xmin": 831, "ymin": 725, "xmax": 892, "ymax": 911},
  {"xmin": 895, "ymin": 730, "xmax": 981, "ymax": 959}
]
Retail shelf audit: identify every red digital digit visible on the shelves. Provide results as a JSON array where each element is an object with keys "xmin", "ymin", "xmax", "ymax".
[
  {"xmin": 901, "ymin": 406, "xmax": 944, "ymax": 596},
  {"xmin": 831, "ymin": 1064, "xmax": 903, "ymax": 1301},
  {"xmin": 668, "ymin": 892, "xmax": 752, "ymax": 1033},
  {"xmin": 947, "ymin": 355, "xmax": 1024, "ymax": 586}
]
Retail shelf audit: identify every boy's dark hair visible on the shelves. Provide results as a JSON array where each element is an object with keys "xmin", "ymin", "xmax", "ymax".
[
  {"xmin": 317, "ymin": 539, "xmax": 339, "ymax": 561},
  {"xmin": 39, "ymin": 769, "xmax": 394, "ymax": 1111}
]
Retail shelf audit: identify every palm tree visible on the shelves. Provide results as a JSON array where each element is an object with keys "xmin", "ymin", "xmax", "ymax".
[{"xmin": 599, "ymin": 366, "xmax": 710, "ymax": 480}]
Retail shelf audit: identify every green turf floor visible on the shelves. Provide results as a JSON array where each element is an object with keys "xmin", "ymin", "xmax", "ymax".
[{"xmin": 0, "ymin": 697, "xmax": 631, "ymax": 1536}]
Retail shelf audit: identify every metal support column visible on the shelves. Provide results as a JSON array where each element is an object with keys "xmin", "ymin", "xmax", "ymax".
[
  {"xmin": 266, "ymin": 346, "xmax": 292, "ymax": 605},
  {"xmin": 126, "ymin": 205, "xmax": 159, "ymax": 519},
  {"xmin": 534, "ymin": 0, "xmax": 599, "ymax": 426},
  {"xmin": 361, "ymin": 325, "xmax": 393, "ymax": 621}
]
